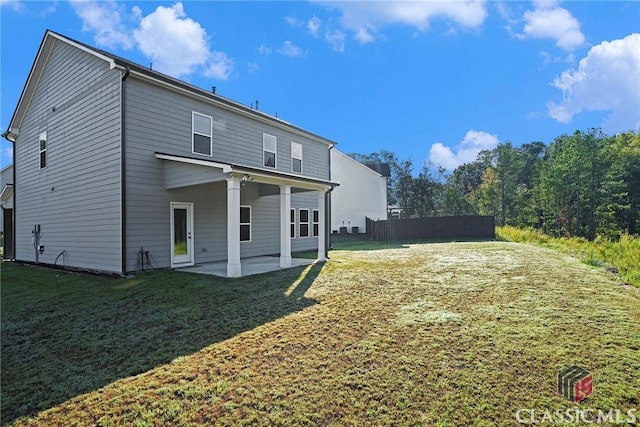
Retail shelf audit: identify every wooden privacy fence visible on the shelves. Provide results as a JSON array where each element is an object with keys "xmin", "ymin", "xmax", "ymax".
[{"xmin": 365, "ymin": 215, "xmax": 495, "ymax": 241}]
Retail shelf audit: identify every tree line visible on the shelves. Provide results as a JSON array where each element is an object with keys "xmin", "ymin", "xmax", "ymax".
[{"xmin": 350, "ymin": 129, "xmax": 639, "ymax": 239}]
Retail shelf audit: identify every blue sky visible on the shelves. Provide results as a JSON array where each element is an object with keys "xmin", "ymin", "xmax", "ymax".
[{"xmin": 1, "ymin": 1, "xmax": 639, "ymax": 172}]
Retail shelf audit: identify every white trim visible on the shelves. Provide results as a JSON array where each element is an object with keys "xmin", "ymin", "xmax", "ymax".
[
  {"xmin": 280, "ymin": 185, "xmax": 292, "ymax": 268},
  {"xmin": 240, "ymin": 205, "xmax": 252, "ymax": 242},
  {"xmin": 299, "ymin": 208, "xmax": 310, "ymax": 238},
  {"xmin": 38, "ymin": 131, "xmax": 47, "ymax": 169},
  {"xmin": 312, "ymin": 209, "xmax": 319, "ymax": 237},
  {"xmin": 263, "ymin": 133, "xmax": 277, "ymax": 168},
  {"xmin": 170, "ymin": 202, "xmax": 195, "ymax": 267},
  {"xmin": 227, "ymin": 178, "xmax": 242, "ymax": 277},
  {"xmin": 155, "ymin": 153, "xmax": 232, "ymax": 173},
  {"xmin": 192, "ymin": 111, "xmax": 213, "ymax": 156},
  {"xmin": 47, "ymin": 31, "xmax": 116, "ymax": 68},
  {"xmin": 0, "ymin": 185, "xmax": 13, "ymax": 205},
  {"xmin": 291, "ymin": 141, "xmax": 303, "ymax": 174}
]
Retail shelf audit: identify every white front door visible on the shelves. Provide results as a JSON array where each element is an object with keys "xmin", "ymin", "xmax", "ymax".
[{"xmin": 171, "ymin": 202, "xmax": 194, "ymax": 267}]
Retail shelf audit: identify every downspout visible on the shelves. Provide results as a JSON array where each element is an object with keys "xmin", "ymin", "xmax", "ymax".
[
  {"xmin": 326, "ymin": 144, "xmax": 335, "ymax": 258},
  {"xmin": 120, "ymin": 66, "xmax": 130, "ymax": 275}
]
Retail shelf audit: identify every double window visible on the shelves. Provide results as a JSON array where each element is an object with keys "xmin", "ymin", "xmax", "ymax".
[
  {"xmin": 240, "ymin": 206, "xmax": 251, "ymax": 242},
  {"xmin": 263, "ymin": 134, "xmax": 277, "ymax": 168},
  {"xmin": 291, "ymin": 142, "xmax": 302, "ymax": 173},
  {"xmin": 39, "ymin": 132, "xmax": 47, "ymax": 169},
  {"xmin": 192, "ymin": 112, "xmax": 212, "ymax": 156}
]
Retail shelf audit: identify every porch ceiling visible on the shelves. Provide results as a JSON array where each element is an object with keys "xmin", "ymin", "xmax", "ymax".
[{"xmin": 156, "ymin": 152, "xmax": 339, "ymax": 191}]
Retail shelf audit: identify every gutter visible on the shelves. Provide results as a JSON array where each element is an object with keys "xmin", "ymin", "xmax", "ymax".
[{"xmin": 120, "ymin": 66, "xmax": 130, "ymax": 275}]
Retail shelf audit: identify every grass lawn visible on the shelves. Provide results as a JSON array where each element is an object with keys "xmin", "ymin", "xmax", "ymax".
[{"xmin": 2, "ymin": 241, "xmax": 639, "ymax": 426}]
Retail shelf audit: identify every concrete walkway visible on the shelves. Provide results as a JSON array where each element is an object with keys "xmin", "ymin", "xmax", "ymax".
[{"xmin": 176, "ymin": 256, "xmax": 316, "ymax": 278}]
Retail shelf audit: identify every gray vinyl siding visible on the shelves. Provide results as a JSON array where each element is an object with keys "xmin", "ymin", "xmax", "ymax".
[
  {"xmin": 124, "ymin": 76, "xmax": 327, "ymax": 270},
  {"xmin": 291, "ymin": 191, "xmax": 319, "ymax": 253},
  {"xmin": 125, "ymin": 78, "xmax": 330, "ymax": 179},
  {"xmin": 14, "ymin": 41, "xmax": 122, "ymax": 272}
]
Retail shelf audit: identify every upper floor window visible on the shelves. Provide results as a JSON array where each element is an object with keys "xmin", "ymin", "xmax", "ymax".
[
  {"xmin": 39, "ymin": 132, "xmax": 47, "ymax": 169},
  {"xmin": 263, "ymin": 133, "xmax": 277, "ymax": 168},
  {"xmin": 240, "ymin": 205, "xmax": 251, "ymax": 242},
  {"xmin": 291, "ymin": 142, "xmax": 302, "ymax": 173},
  {"xmin": 192, "ymin": 112, "xmax": 212, "ymax": 156}
]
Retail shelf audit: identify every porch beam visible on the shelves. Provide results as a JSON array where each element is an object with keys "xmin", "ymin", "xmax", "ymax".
[
  {"xmin": 227, "ymin": 177, "xmax": 241, "ymax": 277},
  {"xmin": 280, "ymin": 185, "xmax": 292, "ymax": 268}
]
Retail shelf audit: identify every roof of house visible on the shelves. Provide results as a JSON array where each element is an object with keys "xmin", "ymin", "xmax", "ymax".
[
  {"xmin": 332, "ymin": 149, "xmax": 389, "ymax": 179},
  {"xmin": 363, "ymin": 163, "xmax": 391, "ymax": 177},
  {"xmin": 3, "ymin": 30, "xmax": 338, "ymax": 148}
]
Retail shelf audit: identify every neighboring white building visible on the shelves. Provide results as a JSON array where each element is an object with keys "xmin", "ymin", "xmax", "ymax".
[{"xmin": 330, "ymin": 150, "xmax": 388, "ymax": 234}]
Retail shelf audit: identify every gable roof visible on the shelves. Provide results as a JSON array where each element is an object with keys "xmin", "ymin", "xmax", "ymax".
[
  {"xmin": 3, "ymin": 30, "xmax": 338, "ymax": 148},
  {"xmin": 331, "ymin": 149, "xmax": 388, "ymax": 179}
]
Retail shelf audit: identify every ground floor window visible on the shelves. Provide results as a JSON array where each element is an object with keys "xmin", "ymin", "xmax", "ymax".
[
  {"xmin": 313, "ymin": 209, "xmax": 319, "ymax": 237},
  {"xmin": 299, "ymin": 208, "xmax": 309, "ymax": 238},
  {"xmin": 240, "ymin": 205, "xmax": 251, "ymax": 242},
  {"xmin": 290, "ymin": 208, "xmax": 296, "ymax": 238}
]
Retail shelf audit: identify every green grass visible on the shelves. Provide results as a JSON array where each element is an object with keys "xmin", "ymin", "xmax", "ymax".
[
  {"xmin": 496, "ymin": 225, "xmax": 640, "ymax": 287},
  {"xmin": 2, "ymin": 241, "xmax": 639, "ymax": 426}
]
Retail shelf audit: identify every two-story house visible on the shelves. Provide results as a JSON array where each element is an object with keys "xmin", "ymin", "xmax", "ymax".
[{"xmin": 2, "ymin": 30, "xmax": 338, "ymax": 277}]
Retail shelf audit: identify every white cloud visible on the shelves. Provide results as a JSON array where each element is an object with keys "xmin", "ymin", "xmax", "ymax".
[
  {"xmin": 70, "ymin": 0, "xmax": 133, "ymax": 49},
  {"xmin": 354, "ymin": 27, "xmax": 376, "ymax": 44},
  {"xmin": 516, "ymin": 0, "xmax": 585, "ymax": 51},
  {"xmin": 3, "ymin": 145, "xmax": 14, "ymax": 161},
  {"xmin": 278, "ymin": 40, "xmax": 304, "ymax": 57},
  {"xmin": 132, "ymin": 2, "xmax": 233, "ymax": 79},
  {"xmin": 547, "ymin": 33, "xmax": 640, "ymax": 133},
  {"xmin": 318, "ymin": 0, "xmax": 487, "ymax": 43},
  {"xmin": 70, "ymin": 1, "xmax": 233, "ymax": 79},
  {"xmin": 429, "ymin": 130, "xmax": 499, "ymax": 170},
  {"xmin": 258, "ymin": 44, "xmax": 273, "ymax": 56},
  {"xmin": 285, "ymin": 16, "xmax": 299, "ymax": 26},
  {"xmin": 307, "ymin": 16, "xmax": 322, "ymax": 37},
  {"xmin": 0, "ymin": 0, "xmax": 22, "ymax": 11},
  {"xmin": 325, "ymin": 29, "xmax": 346, "ymax": 53}
]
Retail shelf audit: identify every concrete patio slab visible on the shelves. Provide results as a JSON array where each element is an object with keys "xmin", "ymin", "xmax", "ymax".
[{"xmin": 176, "ymin": 256, "xmax": 316, "ymax": 278}]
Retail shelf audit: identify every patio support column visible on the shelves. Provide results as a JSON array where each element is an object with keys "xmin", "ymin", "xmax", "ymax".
[
  {"xmin": 317, "ymin": 188, "xmax": 327, "ymax": 262},
  {"xmin": 227, "ymin": 177, "xmax": 241, "ymax": 277},
  {"xmin": 280, "ymin": 185, "xmax": 292, "ymax": 268}
]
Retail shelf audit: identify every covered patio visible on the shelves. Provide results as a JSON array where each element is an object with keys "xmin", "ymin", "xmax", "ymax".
[{"xmin": 176, "ymin": 255, "xmax": 317, "ymax": 277}]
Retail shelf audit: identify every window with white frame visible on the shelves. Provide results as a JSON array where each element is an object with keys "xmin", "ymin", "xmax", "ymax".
[
  {"xmin": 291, "ymin": 141, "xmax": 302, "ymax": 173},
  {"xmin": 192, "ymin": 112, "xmax": 212, "ymax": 156},
  {"xmin": 290, "ymin": 208, "xmax": 296, "ymax": 239},
  {"xmin": 299, "ymin": 208, "xmax": 309, "ymax": 238},
  {"xmin": 313, "ymin": 209, "xmax": 319, "ymax": 237},
  {"xmin": 263, "ymin": 133, "xmax": 277, "ymax": 168},
  {"xmin": 240, "ymin": 205, "xmax": 251, "ymax": 242},
  {"xmin": 39, "ymin": 132, "xmax": 47, "ymax": 169}
]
